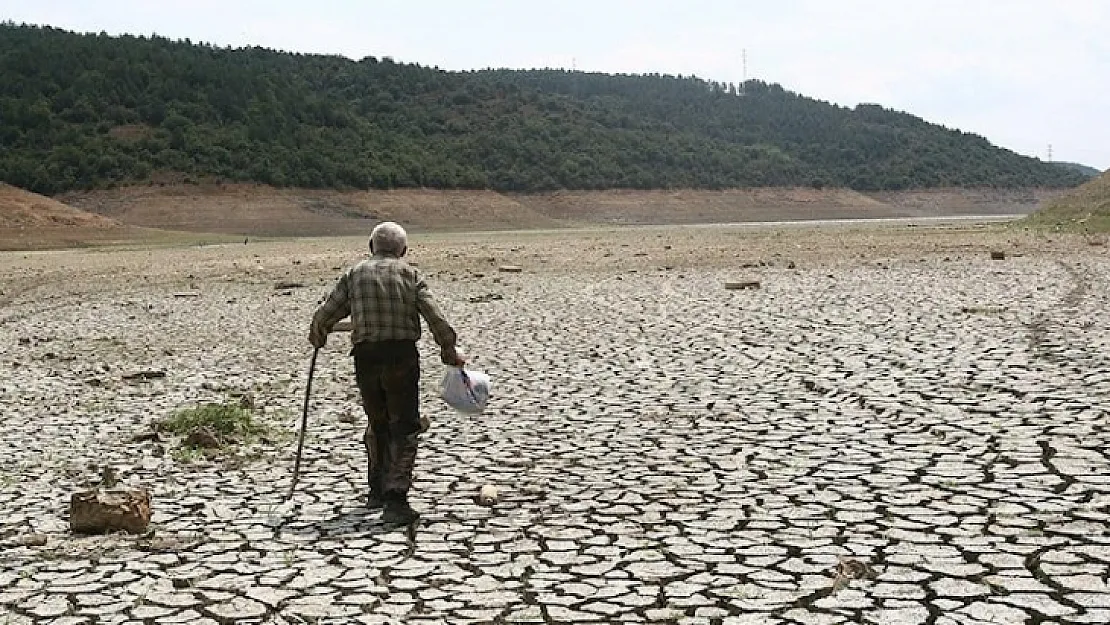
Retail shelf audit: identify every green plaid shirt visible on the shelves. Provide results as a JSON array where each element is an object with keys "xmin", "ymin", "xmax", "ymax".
[{"xmin": 310, "ymin": 256, "xmax": 456, "ymax": 349}]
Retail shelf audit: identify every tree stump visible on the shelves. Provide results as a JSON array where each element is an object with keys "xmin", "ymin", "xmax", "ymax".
[
  {"xmin": 70, "ymin": 488, "xmax": 152, "ymax": 535},
  {"xmin": 990, "ymin": 251, "xmax": 1006, "ymax": 260}
]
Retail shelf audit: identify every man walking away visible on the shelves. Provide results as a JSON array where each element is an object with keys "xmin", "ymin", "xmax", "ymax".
[{"xmin": 308, "ymin": 222, "xmax": 464, "ymax": 525}]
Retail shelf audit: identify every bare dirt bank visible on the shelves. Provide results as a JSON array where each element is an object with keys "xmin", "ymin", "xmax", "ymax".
[{"xmin": 58, "ymin": 185, "xmax": 1068, "ymax": 238}]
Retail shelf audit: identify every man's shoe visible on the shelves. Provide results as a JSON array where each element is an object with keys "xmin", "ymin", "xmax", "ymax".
[{"xmin": 382, "ymin": 498, "xmax": 419, "ymax": 525}]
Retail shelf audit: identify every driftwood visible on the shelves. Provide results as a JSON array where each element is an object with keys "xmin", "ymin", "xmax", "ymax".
[
  {"xmin": 122, "ymin": 370, "xmax": 166, "ymax": 382},
  {"xmin": 725, "ymin": 280, "xmax": 761, "ymax": 290},
  {"xmin": 273, "ymin": 281, "xmax": 306, "ymax": 290}
]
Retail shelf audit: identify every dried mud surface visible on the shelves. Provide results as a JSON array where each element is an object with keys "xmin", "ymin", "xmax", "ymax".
[{"xmin": 1, "ymin": 223, "xmax": 1108, "ymax": 624}]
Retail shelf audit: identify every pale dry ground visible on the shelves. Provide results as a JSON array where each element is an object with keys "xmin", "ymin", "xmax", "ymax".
[
  {"xmin": 2, "ymin": 223, "xmax": 1110, "ymax": 624},
  {"xmin": 57, "ymin": 184, "xmax": 1067, "ymax": 239},
  {"xmin": 0, "ymin": 219, "xmax": 1087, "ymax": 293}
]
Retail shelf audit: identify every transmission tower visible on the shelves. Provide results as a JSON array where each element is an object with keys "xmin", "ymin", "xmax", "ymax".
[{"xmin": 740, "ymin": 49, "xmax": 747, "ymax": 97}]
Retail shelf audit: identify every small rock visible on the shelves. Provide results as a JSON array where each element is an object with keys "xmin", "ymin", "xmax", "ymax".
[
  {"xmin": 498, "ymin": 265, "xmax": 523, "ymax": 273},
  {"xmin": 131, "ymin": 430, "xmax": 163, "ymax": 444},
  {"xmin": 185, "ymin": 427, "xmax": 221, "ymax": 449},
  {"xmin": 100, "ymin": 466, "xmax": 119, "ymax": 487},
  {"xmin": 836, "ymin": 558, "xmax": 877, "ymax": 579},
  {"xmin": 16, "ymin": 533, "xmax": 48, "ymax": 547},
  {"xmin": 476, "ymin": 485, "xmax": 500, "ymax": 507},
  {"xmin": 274, "ymin": 281, "xmax": 305, "ymax": 290},
  {"xmin": 234, "ymin": 393, "xmax": 255, "ymax": 410},
  {"xmin": 990, "ymin": 251, "xmax": 1006, "ymax": 260}
]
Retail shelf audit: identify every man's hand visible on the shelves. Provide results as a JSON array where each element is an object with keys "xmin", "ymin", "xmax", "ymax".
[
  {"xmin": 308, "ymin": 328, "xmax": 327, "ymax": 349},
  {"xmin": 440, "ymin": 346, "xmax": 466, "ymax": 367}
]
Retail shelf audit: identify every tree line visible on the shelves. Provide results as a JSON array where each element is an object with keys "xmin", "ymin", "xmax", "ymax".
[{"xmin": 0, "ymin": 23, "xmax": 1089, "ymax": 195}]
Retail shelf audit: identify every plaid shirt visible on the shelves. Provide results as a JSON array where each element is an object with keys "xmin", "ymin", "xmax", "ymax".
[{"xmin": 310, "ymin": 255, "xmax": 456, "ymax": 349}]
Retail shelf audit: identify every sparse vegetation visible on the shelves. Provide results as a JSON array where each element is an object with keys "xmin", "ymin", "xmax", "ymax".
[
  {"xmin": 158, "ymin": 402, "xmax": 262, "ymax": 438},
  {"xmin": 1024, "ymin": 172, "xmax": 1110, "ymax": 232},
  {"xmin": 157, "ymin": 401, "xmax": 277, "ymax": 460}
]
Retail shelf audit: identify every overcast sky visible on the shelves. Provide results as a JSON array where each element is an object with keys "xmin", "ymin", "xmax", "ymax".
[{"xmin": 4, "ymin": 0, "xmax": 1107, "ymax": 170}]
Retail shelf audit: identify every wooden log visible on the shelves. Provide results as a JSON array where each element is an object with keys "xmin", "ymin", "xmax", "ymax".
[{"xmin": 724, "ymin": 280, "xmax": 761, "ymax": 290}]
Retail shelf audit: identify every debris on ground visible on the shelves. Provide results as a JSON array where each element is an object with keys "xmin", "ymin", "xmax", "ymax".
[
  {"xmin": 476, "ymin": 484, "xmax": 500, "ymax": 507},
  {"xmin": 831, "ymin": 558, "xmax": 877, "ymax": 593},
  {"xmin": 122, "ymin": 370, "xmax": 167, "ymax": 382},
  {"xmin": 725, "ymin": 279, "xmax": 761, "ymax": 290},
  {"xmin": 468, "ymin": 293, "xmax": 504, "ymax": 304},
  {"xmin": 70, "ymin": 488, "xmax": 152, "ymax": 535}
]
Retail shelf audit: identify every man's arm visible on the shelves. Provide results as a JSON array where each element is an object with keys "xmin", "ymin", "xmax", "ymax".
[
  {"xmin": 308, "ymin": 272, "xmax": 351, "ymax": 348},
  {"xmin": 415, "ymin": 273, "xmax": 463, "ymax": 365}
]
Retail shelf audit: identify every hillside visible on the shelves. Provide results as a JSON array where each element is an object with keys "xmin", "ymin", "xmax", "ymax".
[
  {"xmin": 59, "ymin": 184, "xmax": 565, "ymax": 235},
  {"xmin": 0, "ymin": 23, "xmax": 1088, "ymax": 196},
  {"xmin": 1027, "ymin": 171, "xmax": 1110, "ymax": 232},
  {"xmin": 58, "ymin": 184, "xmax": 1064, "ymax": 237},
  {"xmin": 0, "ymin": 182, "xmax": 117, "ymax": 228},
  {"xmin": 0, "ymin": 182, "xmax": 149, "ymax": 250},
  {"xmin": 1051, "ymin": 162, "xmax": 1102, "ymax": 178}
]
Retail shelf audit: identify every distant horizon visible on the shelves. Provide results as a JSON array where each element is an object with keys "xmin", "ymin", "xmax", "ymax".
[{"xmin": 2, "ymin": 1, "xmax": 1108, "ymax": 171}]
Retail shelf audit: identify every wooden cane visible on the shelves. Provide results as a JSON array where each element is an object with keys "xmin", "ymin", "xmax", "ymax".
[{"xmin": 288, "ymin": 347, "xmax": 319, "ymax": 497}]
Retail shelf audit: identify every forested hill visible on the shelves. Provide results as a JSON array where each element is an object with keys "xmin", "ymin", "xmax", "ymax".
[{"xmin": 0, "ymin": 23, "xmax": 1088, "ymax": 195}]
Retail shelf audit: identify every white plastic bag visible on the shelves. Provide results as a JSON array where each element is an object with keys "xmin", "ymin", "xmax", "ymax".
[{"xmin": 439, "ymin": 367, "xmax": 491, "ymax": 414}]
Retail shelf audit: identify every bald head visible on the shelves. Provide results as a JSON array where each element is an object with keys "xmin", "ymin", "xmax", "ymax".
[{"xmin": 369, "ymin": 221, "xmax": 408, "ymax": 257}]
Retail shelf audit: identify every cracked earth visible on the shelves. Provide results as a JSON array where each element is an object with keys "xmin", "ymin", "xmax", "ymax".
[{"xmin": 1, "ymin": 224, "xmax": 1108, "ymax": 624}]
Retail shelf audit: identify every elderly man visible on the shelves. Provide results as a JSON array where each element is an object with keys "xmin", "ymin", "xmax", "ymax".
[{"xmin": 308, "ymin": 221, "xmax": 463, "ymax": 524}]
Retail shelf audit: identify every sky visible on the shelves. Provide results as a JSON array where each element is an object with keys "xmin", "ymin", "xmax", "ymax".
[{"xmin": 3, "ymin": 0, "xmax": 1108, "ymax": 171}]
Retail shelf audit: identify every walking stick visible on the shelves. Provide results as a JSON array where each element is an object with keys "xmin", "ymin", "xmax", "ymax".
[{"xmin": 288, "ymin": 347, "xmax": 319, "ymax": 497}]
